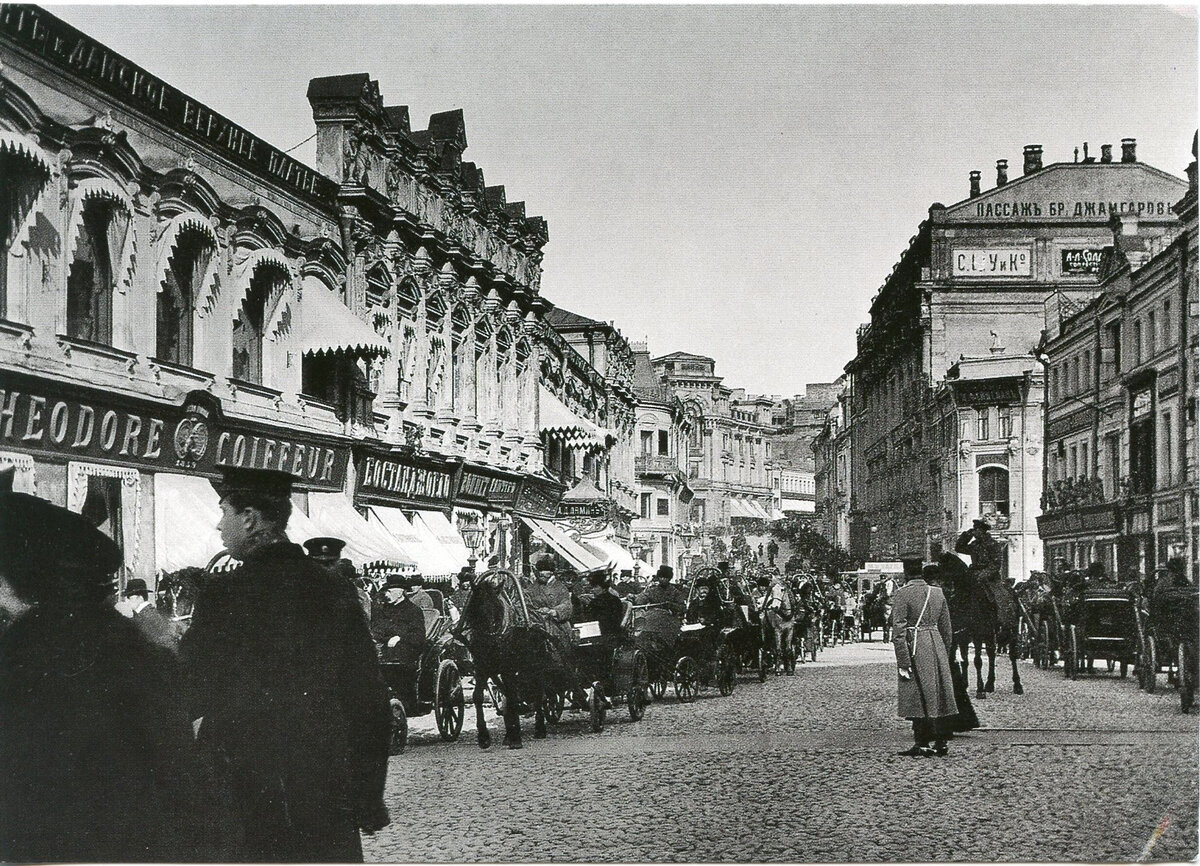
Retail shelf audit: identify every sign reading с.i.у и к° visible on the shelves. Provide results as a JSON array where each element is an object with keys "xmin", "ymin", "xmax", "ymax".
[{"xmin": 952, "ymin": 248, "xmax": 1032, "ymax": 277}]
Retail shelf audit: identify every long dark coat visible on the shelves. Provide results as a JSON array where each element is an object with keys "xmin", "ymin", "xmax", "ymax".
[
  {"xmin": 180, "ymin": 541, "xmax": 391, "ymax": 863},
  {"xmin": 0, "ymin": 604, "xmax": 197, "ymax": 863},
  {"xmin": 890, "ymin": 578, "xmax": 958, "ymax": 720}
]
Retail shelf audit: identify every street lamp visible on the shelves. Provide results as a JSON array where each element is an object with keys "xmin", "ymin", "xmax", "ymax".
[
  {"xmin": 628, "ymin": 537, "xmax": 647, "ymax": 585},
  {"xmin": 459, "ymin": 516, "xmax": 485, "ymax": 573}
]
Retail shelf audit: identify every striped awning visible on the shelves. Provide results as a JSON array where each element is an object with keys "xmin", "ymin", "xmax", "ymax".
[
  {"xmin": 539, "ymin": 386, "xmax": 611, "ymax": 450},
  {"xmin": 296, "ymin": 286, "xmax": 390, "ymax": 359},
  {"xmin": 521, "ymin": 516, "xmax": 608, "ymax": 575},
  {"xmin": 308, "ymin": 492, "xmax": 415, "ymax": 570}
]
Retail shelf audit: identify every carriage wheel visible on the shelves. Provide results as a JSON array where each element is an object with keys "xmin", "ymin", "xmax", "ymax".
[
  {"xmin": 716, "ymin": 645, "xmax": 737, "ymax": 696},
  {"xmin": 1144, "ymin": 637, "xmax": 1158, "ymax": 693},
  {"xmin": 673, "ymin": 657, "xmax": 699, "ymax": 703},
  {"xmin": 589, "ymin": 682, "xmax": 607, "ymax": 733},
  {"xmin": 1178, "ymin": 643, "xmax": 1195, "ymax": 714},
  {"xmin": 1064, "ymin": 626, "xmax": 1078, "ymax": 681},
  {"xmin": 434, "ymin": 660, "xmax": 465, "ymax": 742},
  {"xmin": 389, "ymin": 694, "xmax": 408, "ymax": 756},
  {"xmin": 757, "ymin": 647, "xmax": 769, "ymax": 683},
  {"xmin": 628, "ymin": 652, "xmax": 649, "ymax": 722}
]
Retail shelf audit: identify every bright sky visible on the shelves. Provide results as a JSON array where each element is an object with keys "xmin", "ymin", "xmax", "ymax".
[{"xmin": 53, "ymin": 4, "xmax": 1197, "ymax": 395}]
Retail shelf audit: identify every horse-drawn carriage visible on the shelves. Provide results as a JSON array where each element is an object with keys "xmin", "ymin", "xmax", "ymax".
[
  {"xmin": 1140, "ymin": 577, "xmax": 1200, "ymax": 713},
  {"xmin": 377, "ymin": 586, "xmax": 468, "ymax": 754},
  {"xmin": 570, "ymin": 610, "xmax": 651, "ymax": 731},
  {"xmin": 631, "ymin": 603, "xmax": 684, "ymax": 699},
  {"xmin": 1061, "ymin": 586, "xmax": 1140, "ymax": 681},
  {"xmin": 665, "ymin": 566, "xmax": 743, "ymax": 700}
]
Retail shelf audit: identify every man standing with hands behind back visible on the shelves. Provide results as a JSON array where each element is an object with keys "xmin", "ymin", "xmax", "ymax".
[{"xmin": 180, "ymin": 468, "xmax": 392, "ymax": 862}]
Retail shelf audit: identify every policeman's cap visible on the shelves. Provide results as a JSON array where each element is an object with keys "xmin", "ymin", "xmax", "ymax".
[
  {"xmin": 304, "ymin": 536, "xmax": 347, "ymax": 560},
  {"xmin": 211, "ymin": 467, "xmax": 297, "ymax": 501}
]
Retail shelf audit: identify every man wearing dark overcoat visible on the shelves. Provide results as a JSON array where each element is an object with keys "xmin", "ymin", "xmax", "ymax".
[
  {"xmin": 180, "ymin": 468, "xmax": 392, "ymax": 863},
  {"xmin": 634, "ymin": 565, "xmax": 686, "ymax": 616},
  {"xmin": 0, "ymin": 491, "xmax": 196, "ymax": 862}
]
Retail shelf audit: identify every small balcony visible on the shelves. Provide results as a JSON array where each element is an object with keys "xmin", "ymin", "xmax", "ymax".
[{"xmin": 636, "ymin": 454, "xmax": 680, "ymax": 476}]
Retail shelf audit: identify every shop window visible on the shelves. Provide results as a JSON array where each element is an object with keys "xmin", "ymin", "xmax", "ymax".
[
  {"xmin": 640, "ymin": 492, "xmax": 652, "ymax": 519},
  {"xmin": 1, "ymin": 148, "xmax": 50, "ymax": 320},
  {"xmin": 157, "ymin": 229, "xmax": 212, "ymax": 366},
  {"xmin": 658, "ymin": 429, "xmax": 669, "ymax": 456},
  {"xmin": 656, "ymin": 498, "xmax": 670, "ymax": 517},
  {"xmin": 67, "ymin": 199, "xmax": 128, "ymax": 345},
  {"xmin": 81, "ymin": 474, "xmax": 124, "ymax": 553},
  {"xmin": 978, "ymin": 466, "xmax": 1009, "ymax": 519}
]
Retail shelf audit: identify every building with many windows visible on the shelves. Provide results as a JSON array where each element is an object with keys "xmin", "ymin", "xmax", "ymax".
[
  {"xmin": 846, "ymin": 139, "xmax": 1188, "ymax": 579},
  {"xmin": 1038, "ymin": 139, "xmax": 1198, "ymax": 579},
  {"xmin": 0, "ymin": 4, "xmax": 629, "ymax": 588},
  {"xmin": 650, "ymin": 352, "xmax": 775, "ymax": 551},
  {"xmin": 812, "ymin": 378, "xmax": 853, "ymax": 551}
]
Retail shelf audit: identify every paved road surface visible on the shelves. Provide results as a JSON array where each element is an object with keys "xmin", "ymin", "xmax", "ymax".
[{"xmin": 366, "ymin": 641, "xmax": 1198, "ymax": 862}]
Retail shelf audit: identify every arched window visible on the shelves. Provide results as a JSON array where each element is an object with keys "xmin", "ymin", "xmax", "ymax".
[
  {"xmin": 67, "ymin": 198, "xmax": 128, "ymax": 344},
  {"xmin": 978, "ymin": 466, "xmax": 1009, "ymax": 519},
  {"xmin": 451, "ymin": 305, "xmax": 472, "ymax": 416},
  {"xmin": 233, "ymin": 264, "xmax": 286, "ymax": 384},
  {"xmin": 157, "ymin": 228, "xmax": 213, "ymax": 366},
  {"xmin": 1, "ymin": 141, "xmax": 51, "ymax": 319}
]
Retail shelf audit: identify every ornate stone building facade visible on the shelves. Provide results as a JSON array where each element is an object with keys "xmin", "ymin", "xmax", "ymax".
[
  {"xmin": 846, "ymin": 140, "xmax": 1188, "ymax": 580},
  {"xmin": 650, "ymin": 352, "xmax": 774, "ymax": 552},
  {"xmin": 1039, "ymin": 140, "xmax": 1198, "ymax": 580},
  {"xmin": 812, "ymin": 378, "xmax": 853, "ymax": 551},
  {"xmin": 0, "ymin": 5, "xmax": 627, "ymax": 586}
]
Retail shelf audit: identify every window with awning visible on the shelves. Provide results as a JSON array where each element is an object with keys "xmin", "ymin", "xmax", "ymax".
[
  {"xmin": 366, "ymin": 505, "xmax": 458, "ymax": 580},
  {"xmin": 539, "ymin": 385, "xmax": 611, "ymax": 451},
  {"xmin": 411, "ymin": 511, "xmax": 472, "ymax": 570},
  {"xmin": 307, "ymin": 492, "xmax": 415, "ymax": 570}
]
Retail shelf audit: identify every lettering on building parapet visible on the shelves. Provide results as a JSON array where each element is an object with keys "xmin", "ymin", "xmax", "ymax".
[
  {"xmin": 972, "ymin": 200, "xmax": 1173, "ymax": 219},
  {"xmin": 1, "ymin": 4, "xmax": 338, "ymax": 206}
]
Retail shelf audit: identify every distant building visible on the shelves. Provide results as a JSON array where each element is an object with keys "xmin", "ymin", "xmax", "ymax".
[
  {"xmin": 630, "ymin": 345, "xmax": 695, "ymax": 578},
  {"xmin": 813, "ymin": 378, "xmax": 853, "ymax": 551},
  {"xmin": 846, "ymin": 140, "xmax": 1188, "ymax": 579},
  {"xmin": 651, "ymin": 352, "xmax": 774, "ymax": 549},
  {"xmin": 1038, "ymin": 139, "xmax": 1198, "ymax": 580}
]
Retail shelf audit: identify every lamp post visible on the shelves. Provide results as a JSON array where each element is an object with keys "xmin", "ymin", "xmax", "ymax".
[
  {"xmin": 679, "ymin": 524, "xmax": 697, "ymax": 578},
  {"xmin": 459, "ymin": 516, "xmax": 485, "ymax": 574},
  {"xmin": 628, "ymin": 537, "xmax": 647, "ymax": 585}
]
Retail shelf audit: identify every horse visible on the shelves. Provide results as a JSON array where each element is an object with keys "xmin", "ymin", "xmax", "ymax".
[
  {"xmin": 452, "ymin": 569, "xmax": 564, "ymax": 749},
  {"xmin": 860, "ymin": 583, "xmax": 891, "ymax": 642},
  {"xmin": 759, "ymin": 582, "xmax": 797, "ymax": 675},
  {"xmin": 937, "ymin": 553, "xmax": 1024, "ymax": 698}
]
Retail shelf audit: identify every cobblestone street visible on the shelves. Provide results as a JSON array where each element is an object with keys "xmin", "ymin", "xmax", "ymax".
[{"xmin": 367, "ymin": 643, "xmax": 1198, "ymax": 862}]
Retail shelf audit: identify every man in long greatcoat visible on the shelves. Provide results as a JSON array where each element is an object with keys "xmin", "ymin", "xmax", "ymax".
[
  {"xmin": 890, "ymin": 558, "xmax": 958, "ymax": 757},
  {"xmin": 181, "ymin": 468, "xmax": 392, "ymax": 862}
]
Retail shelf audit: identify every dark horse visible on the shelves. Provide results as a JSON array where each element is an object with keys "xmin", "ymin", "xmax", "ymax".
[
  {"xmin": 938, "ymin": 553, "xmax": 1024, "ymax": 698},
  {"xmin": 860, "ymin": 583, "xmax": 891, "ymax": 642},
  {"xmin": 452, "ymin": 569, "xmax": 564, "ymax": 749}
]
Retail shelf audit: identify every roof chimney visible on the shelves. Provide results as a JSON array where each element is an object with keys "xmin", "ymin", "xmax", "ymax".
[
  {"xmin": 996, "ymin": 159, "xmax": 1008, "ymax": 186},
  {"xmin": 1022, "ymin": 144, "xmax": 1043, "ymax": 174},
  {"xmin": 1082, "ymin": 142, "xmax": 1095, "ymax": 163},
  {"xmin": 969, "ymin": 170, "xmax": 981, "ymax": 198},
  {"xmin": 1121, "ymin": 138, "xmax": 1137, "ymax": 163},
  {"xmin": 1100, "ymin": 144, "xmax": 1113, "ymax": 164}
]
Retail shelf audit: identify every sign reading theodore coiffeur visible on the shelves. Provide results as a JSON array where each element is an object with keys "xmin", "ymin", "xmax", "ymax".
[{"xmin": 0, "ymin": 371, "xmax": 349, "ymax": 488}]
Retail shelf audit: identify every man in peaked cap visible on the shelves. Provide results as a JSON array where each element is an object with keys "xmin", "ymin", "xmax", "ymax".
[
  {"xmin": 0, "ymin": 491, "xmax": 196, "ymax": 862},
  {"xmin": 304, "ymin": 536, "xmax": 348, "ymax": 564},
  {"xmin": 180, "ymin": 466, "xmax": 392, "ymax": 862}
]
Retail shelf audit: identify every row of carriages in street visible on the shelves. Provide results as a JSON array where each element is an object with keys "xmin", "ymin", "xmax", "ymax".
[
  {"xmin": 380, "ymin": 565, "xmax": 826, "ymax": 753},
  {"xmin": 1022, "ymin": 572, "xmax": 1200, "ymax": 713}
]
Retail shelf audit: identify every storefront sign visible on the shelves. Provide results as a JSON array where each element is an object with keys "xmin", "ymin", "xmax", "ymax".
[
  {"xmin": 951, "ymin": 379, "xmax": 1022, "ymax": 407},
  {"xmin": 0, "ymin": 372, "xmax": 349, "ymax": 488},
  {"xmin": 1037, "ymin": 503, "xmax": 1118, "ymax": 537},
  {"xmin": 0, "ymin": 6, "xmax": 337, "ymax": 206},
  {"xmin": 515, "ymin": 476, "xmax": 565, "ymax": 519},
  {"xmin": 1060, "ymin": 248, "xmax": 1104, "ymax": 275},
  {"xmin": 453, "ymin": 464, "xmax": 521, "ymax": 509},
  {"xmin": 969, "ymin": 200, "xmax": 1175, "ymax": 220},
  {"xmin": 1046, "ymin": 406, "xmax": 1095, "ymax": 442},
  {"xmin": 952, "ymin": 248, "xmax": 1031, "ymax": 277},
  {"xmin": 355, "ymin": 445, "xmax": 455, "ymax": 509}
]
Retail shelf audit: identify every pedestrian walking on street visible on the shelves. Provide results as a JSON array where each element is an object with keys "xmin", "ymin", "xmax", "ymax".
[
  {"xmin": 180, "ymin": 468, "xmax": 392, "ymax": 863},
  {"xmin": 0, "ymin": 491, "xmax": 197, "ymax": 862},
  {"xmin": 921, "ymin": 564, "xmax": 980, "ymax": 734},
  {"xmin": 891, "ymin": 557, "xmax": 958, "ymax": 757}
]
